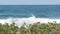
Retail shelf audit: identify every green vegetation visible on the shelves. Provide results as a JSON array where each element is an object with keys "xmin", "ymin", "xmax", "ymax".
[{"xmin": 0, "ymin": 22, "xmax": 60, "ymax": 34}]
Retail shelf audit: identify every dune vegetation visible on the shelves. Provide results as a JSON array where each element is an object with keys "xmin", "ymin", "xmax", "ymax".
[{"xmin": 0, "ymin": 21, "xmax": 60, "ymax": 34}]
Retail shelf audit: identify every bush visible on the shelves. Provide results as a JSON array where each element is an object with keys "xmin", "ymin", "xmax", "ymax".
[{"xmin": 0, "ymin": 22, "xmax": 60, "ymax": 34}]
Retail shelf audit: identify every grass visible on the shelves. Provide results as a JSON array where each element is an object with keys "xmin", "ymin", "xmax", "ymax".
[{"xmin": 0, "ymin": 21, "xmax": 60, "ymax": 34}]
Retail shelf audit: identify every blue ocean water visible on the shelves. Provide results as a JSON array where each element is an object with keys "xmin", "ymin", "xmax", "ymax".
[{"xmin": 0, "ymin": 5, "xmax": 60, "ymax": 19}]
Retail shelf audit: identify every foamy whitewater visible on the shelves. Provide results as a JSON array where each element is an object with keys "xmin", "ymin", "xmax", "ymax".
[{"xmin": 0, "ymin": 15, "xmax": 60, "ymax": 27}]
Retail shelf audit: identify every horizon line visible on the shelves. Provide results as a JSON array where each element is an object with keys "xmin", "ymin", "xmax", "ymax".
[{"xmin": 0, "ymin": 4, "xmax": 60, "ymax": 5}]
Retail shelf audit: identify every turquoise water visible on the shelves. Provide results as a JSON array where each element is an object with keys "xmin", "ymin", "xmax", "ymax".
[{"xmin": 0, "ymin": 5, "xmax": 60, "ymax": 19}]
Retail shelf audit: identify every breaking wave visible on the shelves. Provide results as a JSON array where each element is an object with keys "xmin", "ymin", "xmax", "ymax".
[{"xmin": 0, "ymin": 15, "xmax": 60, "ymax": 27}]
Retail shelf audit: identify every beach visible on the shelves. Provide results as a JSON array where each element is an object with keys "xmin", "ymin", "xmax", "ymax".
[{"xmin": 0, "ymin": 5, "xmax": 60, "ymax": 34}]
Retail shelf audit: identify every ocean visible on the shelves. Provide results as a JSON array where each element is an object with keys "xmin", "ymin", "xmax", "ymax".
[{"xmin": 0, "ymin": 5, "xmax": 60, "ymax": 26}]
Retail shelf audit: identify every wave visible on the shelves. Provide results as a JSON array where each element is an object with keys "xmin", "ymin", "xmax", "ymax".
[{"xmin": 0, "ymin": 15, "xmax": 60, "ymax": 27}]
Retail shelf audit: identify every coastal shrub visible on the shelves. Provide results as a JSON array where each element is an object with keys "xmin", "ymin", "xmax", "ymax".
[{"xmin": 0, "ymin": 22, "xmax": 60, "ymax": 34}]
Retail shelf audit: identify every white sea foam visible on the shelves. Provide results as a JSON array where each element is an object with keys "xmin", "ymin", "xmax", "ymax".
[{"xmin": 0, "ymin": 15, "xmax": 60, "ymax": 27}]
